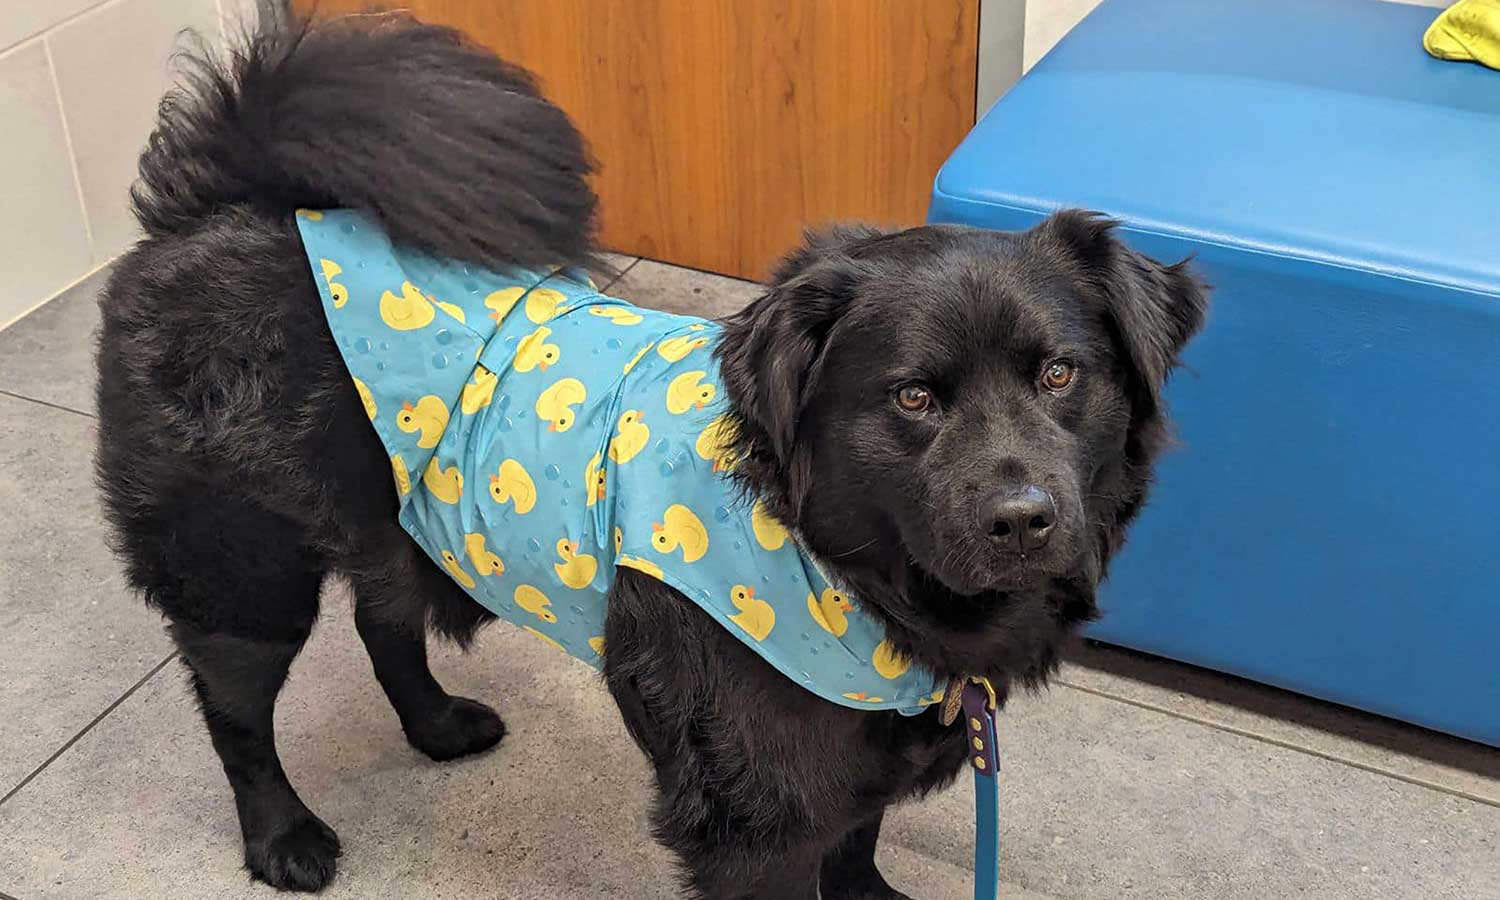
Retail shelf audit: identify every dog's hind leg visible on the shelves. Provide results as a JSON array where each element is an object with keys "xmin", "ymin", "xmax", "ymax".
[
  {"xmin": 174, "ymin": 622, "xmax": 339, "ymax": 892},
  {"xmin": 347, "ymin": 550, "xmax": 506, "ymax": 761},
  {"xmin": 120, "ymin": 486, "xmax": 339, "ymax": 892}
]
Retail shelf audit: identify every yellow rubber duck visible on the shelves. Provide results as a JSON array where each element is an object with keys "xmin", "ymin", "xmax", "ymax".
[
  {"xmin": 391, "ymin": 454, "xmax": 411, "ymax": 496},
  {"xmin": 618, "ymin": 555, "xmax": 665, "ymax": 579},
  {"xmin": 608, "ymin": 410, "xmax": 650, "ymax": 464},
  {"xmin": 352, "ymin": 377, "xmax": 377, "ymax": 420},
  {"xmin": 320, "ymin": 259, "xmax": 349, "ymax": 309},
  {"xmin": 514, "ymin": 325, "xmax": 561, "ymax": 373},
  {"xmin": 841, "ymin": 692, "xmax": 885, "ymax": 703},
  {"xmin": 666, "ymin": 371, "xmax": 716, "ymax": 415},
  {"xmin": 525, "ymin": 287, "xmax": 571, "ymax": 323},
  {"xmin": 695, "ymin": 415, "xmax": 739, "ymax": 473},
  {"xmin": 524, "ymin": 626, "xmax": 566, "ymax": 652},
  {"xmin": 554, "ymin": 538, "xmax": 599, "ymax": 589},
  {"xmin": 657, "ymin": 334, "xmax": 710, "ymax": 363},
  {"xmin": 535, "ymin": 378, "xmax": 587, "ymax": 433},
  {"xmin": 807, "ymin": 588, "xmax": 853, "ymax": 638},
  {"xmin": 460, "ymin": 366, "xmax": 498, "ymax": 414},
  {"xmin": 614, "ymin": 526, "xmax": 623, "ymax": 558},
  {"xmin": 488, "ymin": 458, "xmax": 536, "ymax": 514},
  {"xmin": 588, "ymin": 636, "xmax": 605, "ymax": 656},
  {"xmin": 484, "ymin": 286, "xmax": 525, "ymax": 323},
  {"xmin": 651, "ymin": 504, "xmax": 709, "ymax": 563},
  {"xmin": 465, "ymin": 533, "xmax": 505, "ymax": 577},
  {"xmin": 872, "ymin": 640, "xmax": 912, "ymax": 680},
  {"xmin": 751, "ymin": 501, "xmax": 789, "ymax": 551},
  {"xmin": 514, "ymin": 584, "xmax": 557, "ymax": 623},
  {"xmin": 440, "ymin": 550, "xmax": 477, "ymax": 589},
  {"xmin": 585, "ymin": 452, "xmax": 606, "ymax": 507},
  {"xmin": 380, "ymin": 280, "xmax": 436, "ymax": 331},
  {"xmin": 395, "ymin": 395, "xmax": 450, "ymax": 449},
  {"xmin": 422, "ymin": 458, "xmax": 463, "ymax": 504},
  {"xmin": 728, "ymin": 584, "xmax": 775, "ymax": 641},
  {"xmin": 623, "ymin": 342, "xmax": 656, "ymax": 374},
  {"xmin": 1425, "ymin": 0, "xmax": 1500, "ymax": 70},
  {"xmin": 588, "ymin": 305, "xmax": 643, "ymax": 326}
]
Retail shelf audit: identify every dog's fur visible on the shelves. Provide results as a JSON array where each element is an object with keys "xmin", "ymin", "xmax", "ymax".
[{"xmin": 96, "ymin": 9, "xmax": 1207, "ymax": 899}]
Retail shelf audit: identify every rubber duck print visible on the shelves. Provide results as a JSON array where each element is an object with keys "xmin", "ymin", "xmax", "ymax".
[
  {"xmin": 379, "ymin": 280, "xmax": 435, "ymax": 331},
  {"xmin": 465, "ymin": 533, "xmax": 504, "ymax": 577},
  {"xmin": 535, "ymin": 378, "xmax": 586, "ymax": 433},
  {"xmin": 656, "ymin": 334, "xmax": 710, "ymax": 362},
  {"xmin": 514, "ymin": 325, "xmax": 561, "ymax": 372},
  {"xmin": 488, "ymin": 459, "xmax": 536, "ymax": 514},
  {"xmin": 515, "ymin": 584, "xmax": 558, "ymax": 623},
  {"xmin": 666, "ymin": 371, "xmax": 716, "ymax": 414},
  {"xmin": 728, "ymin": 584, "xmax": 775, "ymax": 641},
  {"xmin": 554, "ymin": 538, "xmax": 599, "ymax": 589},
  {"xmin": 807, "ymin": 588, "xmax": 854, "ymax": 638},
  {"xmin": 395, "ymin": 395, "xmax": 449, "ymax": 449},
  {"xmin": 422, "ymin": 458, "xmax": 463, "ymax": 504},
  {"xmin": 607, "ymin": 410, "xmax": 649, "ymax": 464},
  {"xmin": 588, "ymin": 305, "xmax": 643, "ymax": 326},
  {"xmin": 651, "ymin": 504, "xmax": 708, "ymax": 563}
]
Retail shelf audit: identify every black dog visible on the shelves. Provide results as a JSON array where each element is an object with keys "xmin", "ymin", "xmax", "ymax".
[{"xmin": 96, "ymin": 9, "xmax": 1206, "ymax": 899}]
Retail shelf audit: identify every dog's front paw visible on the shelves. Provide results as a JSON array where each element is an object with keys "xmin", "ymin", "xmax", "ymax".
[
  {"xmin": 404, "ymin": 695, "xmax": 507, "ymax": 761},
  {"xmin": 244, "ymin": 813, "xmax": 342, "ymax": 891}
]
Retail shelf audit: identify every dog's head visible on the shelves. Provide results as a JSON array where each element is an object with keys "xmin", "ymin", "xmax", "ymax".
[{"xmin": 718, "ymin": 211, "xmax": 1207, "ymax": 681}]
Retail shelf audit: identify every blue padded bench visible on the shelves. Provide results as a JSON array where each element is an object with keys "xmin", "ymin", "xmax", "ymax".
[{"xmin": 929, "ymin": 0, "xmax": 1500, "ymax": 746}]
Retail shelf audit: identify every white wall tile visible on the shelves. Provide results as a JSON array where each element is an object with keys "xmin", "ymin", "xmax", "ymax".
[
  {"xmin": 0, "ymin": 0, "xmax": 102, "ymax": 55},
  {"xmin": 978, "ymin": 0, "xmax": 1027, "ymax": 116},
  {"xmin": 218, "ymin": 0, "xmax": 263, "ymax": 38},
  {"xmin": 0, "ymin": 41, "xmax": 93, "ymax": 325},
  {"xmin": 48, "ymin": 0, "xmax": 222, "ymax": 264},
  {"xmin": 1024, "ymin": 0, "xmax": 1106, "ymax": 72}
]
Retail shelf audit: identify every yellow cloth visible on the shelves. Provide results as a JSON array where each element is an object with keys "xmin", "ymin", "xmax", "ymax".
[{"xmin": 1424, "ymin": 0, "xmax": 1500, "ymax": 70}]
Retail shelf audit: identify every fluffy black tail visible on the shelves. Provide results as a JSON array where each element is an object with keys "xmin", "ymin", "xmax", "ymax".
[{"xmin": 132, "ymin": 3, "xmax": 597, "ymax": 271}]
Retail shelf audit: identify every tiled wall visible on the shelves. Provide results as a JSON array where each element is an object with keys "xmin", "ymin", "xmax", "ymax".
[{"xmin": 0, "ymin": 0, "xmax": 252, "ymax": 328}]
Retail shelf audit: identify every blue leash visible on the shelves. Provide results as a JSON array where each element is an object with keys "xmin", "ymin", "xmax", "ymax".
[{"xmin": 959, "ymin": 678, "xmax": 1002, "ymax": 900}]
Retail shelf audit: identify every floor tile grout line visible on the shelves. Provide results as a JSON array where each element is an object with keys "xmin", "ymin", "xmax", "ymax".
[
  {"xmin": 0, "ymin": 652, "xmax": 179, "ymax": 809},
  {"xmin": 599, "ymin": 256, "xmax": 641, "ymax": 293},
  {"xmin": 1054, "ymin": 678, "xmax": 1500, "ymax": 809},
  {"xmin": 0, "ymin": 254, "xmax": 117, "ymax": 333},
  {"xmin": 0, "ymin": 390, "xmax": 95, "ymax": 421}
]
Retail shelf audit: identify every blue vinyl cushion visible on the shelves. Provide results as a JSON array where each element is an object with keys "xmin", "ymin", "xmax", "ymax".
[{"xmin": 929, "ymin": 0, "xmax": 1500, "ymax": 746}]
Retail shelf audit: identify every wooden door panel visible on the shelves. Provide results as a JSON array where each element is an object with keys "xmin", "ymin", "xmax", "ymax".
[{"xmin": 296, "ymin": 1, "xmax": 977, "ymax": 279}]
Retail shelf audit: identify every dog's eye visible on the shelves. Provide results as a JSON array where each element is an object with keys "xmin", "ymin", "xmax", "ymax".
[
  {"xmin": 1040, "ymin": 361, "xmax": 1076, "ymax": 393},
  {"xmin": 894, "ymin": 384, "xmax": 934, "ymax": 414}
]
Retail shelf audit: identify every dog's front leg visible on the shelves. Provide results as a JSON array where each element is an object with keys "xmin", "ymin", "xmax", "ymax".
[
  {"xmin": 659, "ymin": 807, "xmax": 822, "ymax": 900},
  {"xmin": 821, "ymin": 812, "xmax": 913, "ymax": 900}
]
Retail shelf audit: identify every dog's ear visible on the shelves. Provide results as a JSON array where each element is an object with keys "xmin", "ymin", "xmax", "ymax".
[
  {"xmin": 717, "ymin": 226, "xmax": 878, "ymax": 513},
  {"xmin": 1032, "ymin": 210, "xmax": 1208, "ymax": 425}
]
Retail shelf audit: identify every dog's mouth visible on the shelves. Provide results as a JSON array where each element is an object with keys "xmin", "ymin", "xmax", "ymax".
[{"xmin": 908, "ymin": 537, "xmax": 1074, "ymax": 597}]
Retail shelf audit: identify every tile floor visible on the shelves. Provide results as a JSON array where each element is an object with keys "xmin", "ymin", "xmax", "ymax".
[{"xmin": 1, "ymin": 258, "xmax": 1497, "ymax": 900}]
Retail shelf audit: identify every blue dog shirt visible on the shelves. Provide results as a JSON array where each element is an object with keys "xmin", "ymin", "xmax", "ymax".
[{"xmin": 296, "ymin": 209, "xmax": 944, "ymax": 714}]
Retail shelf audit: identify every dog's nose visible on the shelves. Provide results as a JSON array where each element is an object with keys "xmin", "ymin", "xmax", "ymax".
[{"xmin": 982, "ymin": 486, "xmax": 1056, "ymax": 552}]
